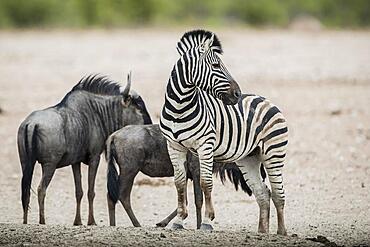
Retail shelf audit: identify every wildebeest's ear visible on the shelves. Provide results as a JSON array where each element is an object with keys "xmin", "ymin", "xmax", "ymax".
[{"xmin": 121, "ymin": 95, "xmax": 132, "ymax": 107}]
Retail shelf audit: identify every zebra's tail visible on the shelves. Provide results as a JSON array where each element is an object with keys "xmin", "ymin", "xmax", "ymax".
[
  {"xmin": 213, "ymin": 163, "xmax": 267, "ymax": 196},
  {"xmin": 213, "ymin": 163, "xmax": 251, "ymax": 196},
  {"xmin": 17, "ymin": 123, "xmax": 37, "ymax": 224},
  {"xmin": 106, "ymin": 136, "xmax": 120, "ymax": 204}
]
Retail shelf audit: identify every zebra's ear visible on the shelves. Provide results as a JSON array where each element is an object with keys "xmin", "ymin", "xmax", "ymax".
[{"xmin": 202, "ymin": 33, "xmax": 214, "ymax": 54}]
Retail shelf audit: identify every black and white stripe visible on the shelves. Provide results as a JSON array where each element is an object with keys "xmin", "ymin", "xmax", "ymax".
[{"xmin": 160, "ymin": 30, "xmax": 288, "ymax": 233}]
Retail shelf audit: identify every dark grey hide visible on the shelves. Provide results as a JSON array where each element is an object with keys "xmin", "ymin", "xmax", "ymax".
[
  {"xmin": 17, "ymin": 74, "xmax": 152, "ymax": 225},
  {"xmin": 106, "ymin": 124, "xmax": 264, "ymax": 229}
]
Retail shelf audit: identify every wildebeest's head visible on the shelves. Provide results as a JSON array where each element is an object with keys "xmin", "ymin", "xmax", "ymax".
[{"xmin": 120, "ymin": 72, "xmax": 152, "ymax": 125}]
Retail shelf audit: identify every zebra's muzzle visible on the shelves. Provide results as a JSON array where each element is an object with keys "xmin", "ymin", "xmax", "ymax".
[{"xmin": 221, "ymin": 81, "xmax": 241, "ymax": 105}]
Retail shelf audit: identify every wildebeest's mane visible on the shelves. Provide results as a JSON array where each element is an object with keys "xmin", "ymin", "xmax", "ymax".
[
  {"xmin": 177, "ymin": 29, "xmax": 223, "ymax": 55},
  {"xmin": 71, "ymin": 74, "xmax": 122, "ymax": 96}
]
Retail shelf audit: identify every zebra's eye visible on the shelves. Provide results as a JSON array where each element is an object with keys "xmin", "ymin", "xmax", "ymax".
[{"xmin": 212, "ymin": 62, "xmax": 221, "ymax": 69}]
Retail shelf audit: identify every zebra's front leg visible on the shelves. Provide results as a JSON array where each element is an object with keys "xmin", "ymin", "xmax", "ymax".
[
  {"xmin": 167, "ymin": 143, "xmax": 188, "ymax": 229},
  {"xmin": 198, "ymin": 144, "xmax": 215, "ymax": 231}
]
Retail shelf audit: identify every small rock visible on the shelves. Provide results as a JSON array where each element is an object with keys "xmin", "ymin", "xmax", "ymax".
[
  {"xmin": 160, "ymin": 232, "xmax": 166, "ymax": 238},
  {"xmin": 330, "ymin": 109, "xmax": 342, "ymax": 116},
  {"xmin": 306, "ymin": 235, "xmax": 339, "ymax": 247},
  {"xmin": 317, "ymin": 235, "xmax": 330, "ymax": 243},
  {"xmin": 361, "ymin": 182, "xmax": 365, "ymax": 188},
  {"xmin": 291, "ymin": 233, "xmax": 298, "ymax": 238}
]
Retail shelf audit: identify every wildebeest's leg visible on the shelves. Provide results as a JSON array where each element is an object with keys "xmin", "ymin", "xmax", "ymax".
[
  {"xmin": 192, "ymin": 168, "xmax": 203, "ymax": 229},
  {"xmin": 38, "ymin": 163, "xmax": 57, "ymax": 224},
  {"xmin": 118, "ymin": 170, "xmax": 141, "ymax": 227},
  {"xmin": 107, "ymin": 193, "xmax": 116, "ymax": 226},
  {"xmin": 167, "ymin": 143, "xmax": 188, "ymax": 229},
  {"xmin": 87, "ymin": 157, "xmax": 100, "ymax": 225},
  {"xmin": 72, "ymin": 163, "xmax": 83, "ymax": 225},
  {"xmin": 237, "ymin": 155, "xmax": 271, "ymax": 233},
  {"xmin": 156, "ymin": 209, "xmax": 177, "ymax": 227}
]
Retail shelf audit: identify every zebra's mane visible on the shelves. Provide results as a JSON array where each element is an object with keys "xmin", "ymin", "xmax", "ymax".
[
  {"xmin": 71, "ymin": 74, "xmax": 122, "ymax": 96},
  {"xmin": 176, "ymin": 29, "xmax": 223, "ymax": 56}
]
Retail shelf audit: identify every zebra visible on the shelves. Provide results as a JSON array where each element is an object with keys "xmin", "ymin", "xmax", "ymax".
[{"xmin": 160, "ymin": 30, "xmax": 288, "ymax": 235}]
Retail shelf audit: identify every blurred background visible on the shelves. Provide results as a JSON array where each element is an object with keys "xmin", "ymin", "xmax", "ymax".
[{"xmin": 0, "ymin": 0, "xmax": 369, "ymax": 29}]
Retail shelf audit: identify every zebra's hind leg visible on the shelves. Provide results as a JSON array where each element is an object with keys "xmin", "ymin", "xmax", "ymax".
[
  {"xmin": 237, "ymin": 155, "xmax": 271, "ymax": 233},
  {"xmin": 167, "ymin": 143, "xmax": 188, "ymax": 229},
  {"xmin": 262, "ymin": 155, "xmax": 287, "ymax": 235}
]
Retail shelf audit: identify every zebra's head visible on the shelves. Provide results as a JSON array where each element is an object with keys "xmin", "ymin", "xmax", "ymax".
[{"xmin": 176, "ymin": 30, "xmax": 241, "ymax": 105}]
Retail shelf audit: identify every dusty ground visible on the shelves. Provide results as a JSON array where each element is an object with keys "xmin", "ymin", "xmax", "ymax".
[{"xmin": 0, "ymin": 29, "xmax": 369, "ymax": 246}]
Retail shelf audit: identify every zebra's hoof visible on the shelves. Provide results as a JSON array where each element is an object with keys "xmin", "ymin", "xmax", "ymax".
[
  {"xmin": 171, "ymin": 223, "xmax": 185, "ymax": 230},
  {"xmin": 200, "ymin": 223, "xmax": 213, "ymax": 231}
]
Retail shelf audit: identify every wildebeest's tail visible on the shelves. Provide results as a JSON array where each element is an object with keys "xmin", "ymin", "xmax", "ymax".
[
  {"xmin": 213, "ymin": 163, "xmax": 267, "ymax": 196},
  {"xmin": 17, "ymin": 122, "xmax": 37, "ymax": 223},
  {"xmin": 105, "ymin": 136, "xmax": 119, "ymax": 204}
]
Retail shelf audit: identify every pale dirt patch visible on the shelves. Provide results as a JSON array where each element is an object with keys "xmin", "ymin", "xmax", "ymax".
[{"xmin": 0, "ymin": 29, "xmax": 369, "ymax": 246}]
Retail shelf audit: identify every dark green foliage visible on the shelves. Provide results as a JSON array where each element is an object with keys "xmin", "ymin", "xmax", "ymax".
[{"xmin": 0, "ymin": 0, "xmax": 369, "ymax": 28}]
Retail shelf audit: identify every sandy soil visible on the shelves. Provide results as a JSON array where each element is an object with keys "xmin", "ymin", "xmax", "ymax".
[{"xmin": 0, "ymin": 29, "xmax": 369, "ymax": 246}]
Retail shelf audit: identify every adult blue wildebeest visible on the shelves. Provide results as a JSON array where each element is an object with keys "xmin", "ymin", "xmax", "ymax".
[{"xmin": 17, "ymin": 73, "xmax": 152, "ymax": 225}]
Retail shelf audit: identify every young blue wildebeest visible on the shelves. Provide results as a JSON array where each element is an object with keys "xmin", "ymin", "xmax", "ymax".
[
  {"xmin": 106, "ymin": 124, "xmax": 265, "ymax": 228},
  {"xmin": 17, "ymin": 73, "xmax": 152, "ymax": 225}
]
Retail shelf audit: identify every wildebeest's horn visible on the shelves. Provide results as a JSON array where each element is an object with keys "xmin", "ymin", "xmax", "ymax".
[{"xmin": 121, "ymin": 71, "xmax": 131, "ymax": 96}]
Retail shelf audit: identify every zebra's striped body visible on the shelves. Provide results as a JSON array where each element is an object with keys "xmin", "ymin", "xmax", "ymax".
[
  {"xmin": 160, "ymin": 30, "xmax": 288, "ymax": 234},
  {"xmin": 161, "ymin": 91, "xmax": 287, "ymax": 164}
]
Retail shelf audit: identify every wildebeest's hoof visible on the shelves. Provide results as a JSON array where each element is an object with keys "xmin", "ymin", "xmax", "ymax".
[
  {"xmin": 87, "ymin": 221, "xmax": 97, "ymax": 226},
  {"xmin": 171, "ymin": 223, "xmax": 184, "ymax": 230},
  {"xmin": 156, "ymin": 221, "xmax": 168, "ymax": 228},
  {"xmin": 277, "ymin": 228, "xmax": 287, "ymax": 236},
  {"xmin": 200, "ymin": 223, "xmax": 213, "ymax": 231},
  {"xmin": 73, "ymin": 221, "xmax": 82, "ymax": 226}
]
